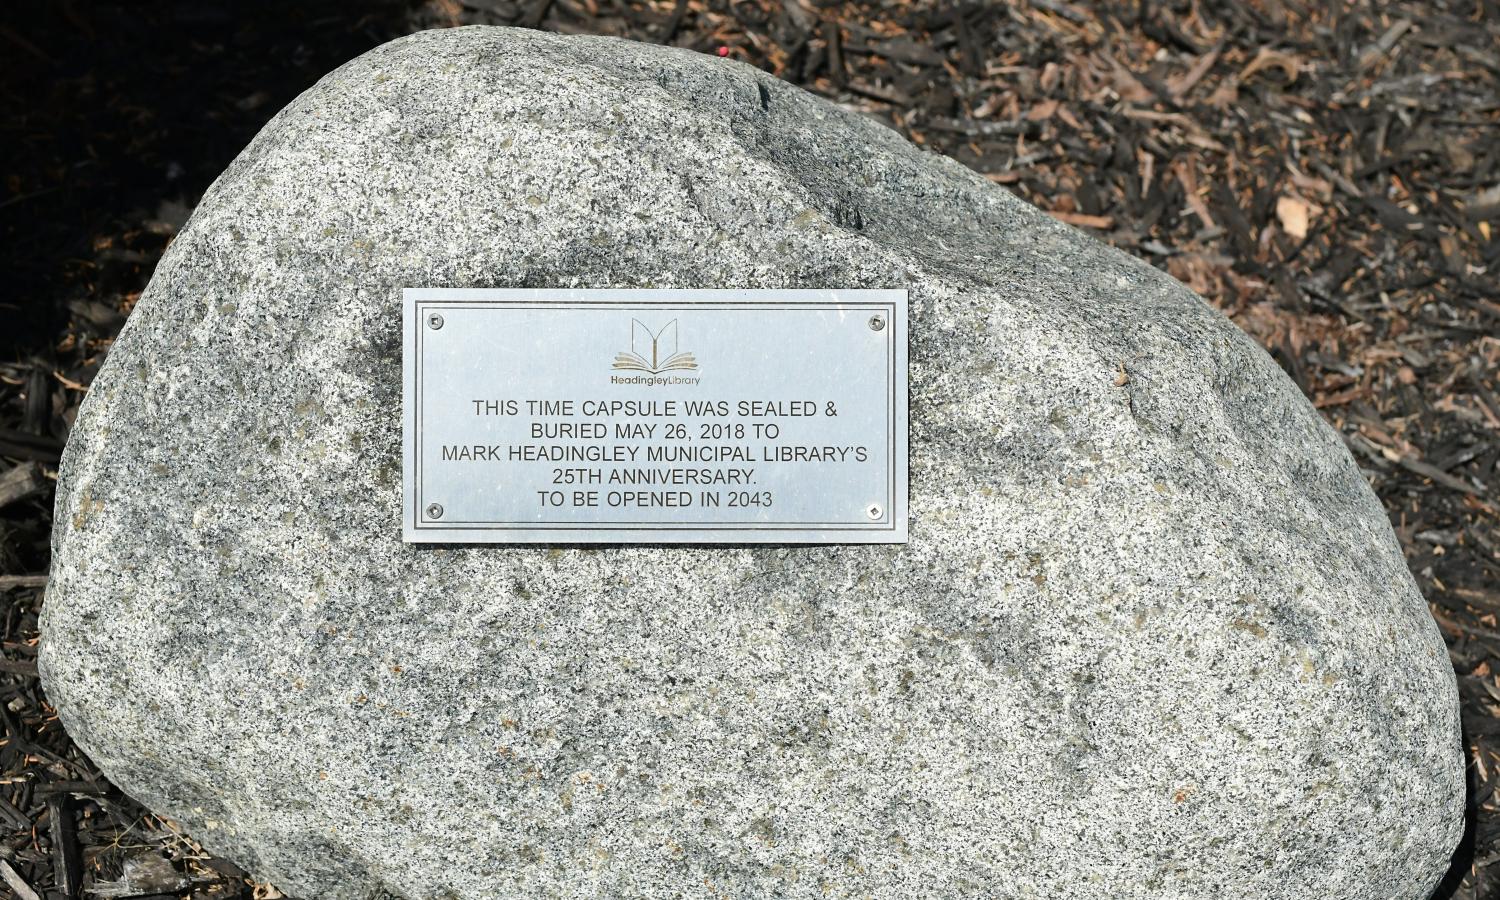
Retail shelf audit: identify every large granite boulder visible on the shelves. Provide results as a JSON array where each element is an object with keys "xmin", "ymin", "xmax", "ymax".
[{"xmin": 40, "ymin": 25, "xmax": 1461, "ymax": 900}]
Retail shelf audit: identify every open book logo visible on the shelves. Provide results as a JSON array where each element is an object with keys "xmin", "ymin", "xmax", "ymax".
[{"xmin": 612, "ymin": 319, "xmax": 699, "ymax": 374}]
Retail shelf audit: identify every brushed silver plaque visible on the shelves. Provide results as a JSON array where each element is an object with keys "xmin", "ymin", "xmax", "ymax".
[{"xmin": 402, "ymin": 288, "xmax": 907, "ymax": 543}]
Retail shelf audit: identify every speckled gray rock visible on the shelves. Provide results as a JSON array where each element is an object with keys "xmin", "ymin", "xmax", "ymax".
[{"xmin": 41, "ymin": 25, "xmax": 1461, "ymax": 900}]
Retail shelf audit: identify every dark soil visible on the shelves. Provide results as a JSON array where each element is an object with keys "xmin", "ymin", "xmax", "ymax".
[{"xmin": 1, "ymin": 1, "xmax": 1496, "ymax": 897}]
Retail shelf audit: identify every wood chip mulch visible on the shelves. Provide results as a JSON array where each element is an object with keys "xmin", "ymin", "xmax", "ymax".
[{"xmin": 1, "ymin": 1, "xmax": 1497, "ymax": 897}]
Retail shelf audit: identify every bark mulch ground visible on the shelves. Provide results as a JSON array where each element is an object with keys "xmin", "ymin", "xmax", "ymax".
[{"xmin": 1, "ymin": 1, "xmax": 1496, "ymax": 897}]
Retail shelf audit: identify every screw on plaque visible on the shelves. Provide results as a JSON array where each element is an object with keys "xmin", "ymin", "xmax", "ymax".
[
  {"xmin": 426, "ymin": 503, "xmax": 444, "ymax": 519},
  {"xmin": 427, "ymin": 312, "xmax": 445, "ymax": 330},
  {"xmin": 866, "ymin": 503, "xmax": 883, "ymax": 519},
  {"xmin": 868, "ymin": 314, "xmax": 886, "ymax": 331}
]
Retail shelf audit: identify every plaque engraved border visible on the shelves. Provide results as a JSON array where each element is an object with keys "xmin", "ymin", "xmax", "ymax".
[{"xmin": 402, "ymin": 288, "xmax": 908, "ymax": 544}]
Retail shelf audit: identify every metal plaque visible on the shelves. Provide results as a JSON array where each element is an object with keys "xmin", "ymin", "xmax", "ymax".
[{"xmin": 402, "ymin": 288, "xmax": 907, "ymax": 544}]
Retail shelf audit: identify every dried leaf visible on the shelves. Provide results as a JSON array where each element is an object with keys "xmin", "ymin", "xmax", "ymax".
[
  {"xmin": 1276, "ymin": 195, "xmax": 1311, "ymax": 239},
  {"xmin": 1240, "ymin": 48, "xmax": 1301, "ymax": 83}
]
